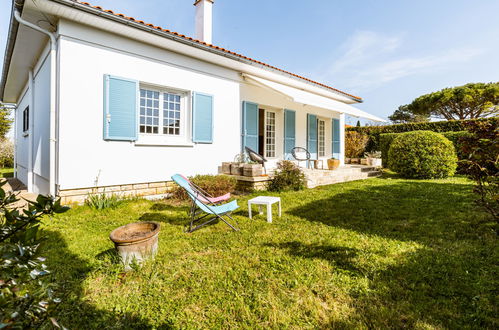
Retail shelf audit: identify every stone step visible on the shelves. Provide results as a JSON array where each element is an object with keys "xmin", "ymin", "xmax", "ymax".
[{"xmin": 305, "ymin": 166, "xmax": 381, "ymax": 188}]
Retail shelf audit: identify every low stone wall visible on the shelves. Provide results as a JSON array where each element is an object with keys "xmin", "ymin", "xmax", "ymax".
[{"xmin": 59, "ymin": 181, "xmax": 176, "ymax": 205}]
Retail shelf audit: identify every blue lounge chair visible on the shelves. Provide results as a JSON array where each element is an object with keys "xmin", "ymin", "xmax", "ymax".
[{"xmin": 171, "ymin": 174, "xmax": 239, "ymax": 233}]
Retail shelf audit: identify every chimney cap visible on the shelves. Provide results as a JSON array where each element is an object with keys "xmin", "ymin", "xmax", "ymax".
[{"xmin": 194, "ymin": 0, "xmax": 214, "ymax": 5}]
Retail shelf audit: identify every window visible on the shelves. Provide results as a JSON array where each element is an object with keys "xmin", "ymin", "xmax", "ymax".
[
  {"xmin": 265, "ymin": 111, "xmax": 275, "ymax": 158},
  {"xmin": 22, "ymin": 106, "xmax": 29, "ymax": 133},
  {"xmin": 139, "ymin": 88, "xmax": 182, "ymax": 135},
  {"xmin": 318, "ymin": 119, "xmax": 325, "ymax": 157}
]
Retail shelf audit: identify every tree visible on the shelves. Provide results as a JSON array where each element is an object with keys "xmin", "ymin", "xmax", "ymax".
[
  {"xmin": 0, "ymin": 103, "xmax": 13, "ymax": 139},
  {"xmin": 389, "ymin": 105, "xmax": 430, "ymax": 123},
  {"xmin": 356, "ymin": 120, "xmax": 361, "ymax": 127},
  {"xmin": 389, "ymin": 82, "xmax": 499, "ymax": 122}
]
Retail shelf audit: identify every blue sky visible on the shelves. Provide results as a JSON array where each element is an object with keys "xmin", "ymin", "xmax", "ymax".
[{"xmin": 1, "ymin": 0, "xmax": 498, "ymax": 124}]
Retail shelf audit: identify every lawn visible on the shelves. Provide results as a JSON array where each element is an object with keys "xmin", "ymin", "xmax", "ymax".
[
  {"xmin": 0, "ymin": 167, "xmax": 13, "ymax": 178},
  {"xmin": 40, "ymin": 175, "xmax": 497, "ymax": 329}
]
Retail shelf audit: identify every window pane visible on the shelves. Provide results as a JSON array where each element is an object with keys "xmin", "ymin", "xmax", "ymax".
[
  {"xmin": 139, "ymin": 88, "xmax": 160, "ymax": 135},
  {"xmin": 265, "ymin": 112, "xmax": 276, "ymax": 158}
]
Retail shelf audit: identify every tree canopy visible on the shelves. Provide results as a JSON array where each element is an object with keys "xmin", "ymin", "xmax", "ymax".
[
  {"xmin": 0, "ymin": 103, "xmax": 13, "ymax": 139},
  {"xmin": 389, "ymin": 82, "xmax": 499, "ymax": 123}
]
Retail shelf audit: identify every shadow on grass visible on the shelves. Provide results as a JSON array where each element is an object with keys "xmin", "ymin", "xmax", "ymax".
[
  {"xmin": 285, "ymin": 179, "xmax": 497, "ymax": 328},
  {"xmin": 263, "ymin": 241, "xmax": 362, "ymax": 275},
  {"xmin": 40, "ymin": 230, "xmax": 174, "ymax": 329},
  {"xmin": 290, "ymin": 180, "xmax": 482, "ymax": 244}
]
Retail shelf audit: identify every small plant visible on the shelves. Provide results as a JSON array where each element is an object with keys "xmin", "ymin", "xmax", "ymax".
[
  {"xmin": 388, "ymin": 130, "xmax": 457, "ymax": 179},
  {"xmin": 268, "ymin": 161, "xmax": 306, "ymax": 192},
  {"xmin": 365, "ymin": 151, "xmax": 381, "ymax": 158},
  {"xmin": 171, "ymin": 175, "xmax": 237, "ymax": 201},
  {"xmin": 85, "ymin": 193, "xmax": 123, "ymax": 210},
  {"xmin": 0, "ymin": 181, "xmax": 69, "ymax": 328},
  {"xmin": 345, "ymin": 131, "xmax": 369, "ymax": 158}
]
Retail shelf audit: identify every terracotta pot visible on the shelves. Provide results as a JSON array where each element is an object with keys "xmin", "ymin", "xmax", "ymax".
[
  {"xmin": 243, "ymin": 163, "xmax": 263, "ymax": 177},
  {"xmin": 110, "ymin": 221, "xmax": 160, "ymax": 270},
  {"xmin": 327, "ymin": 159, "xmax": 340, "ymax": 170}
]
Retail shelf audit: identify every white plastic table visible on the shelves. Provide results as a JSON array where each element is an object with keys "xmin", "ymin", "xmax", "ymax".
[{"xmin": 248, "ymin": 196, "xmax": 281, "ymax": 223}]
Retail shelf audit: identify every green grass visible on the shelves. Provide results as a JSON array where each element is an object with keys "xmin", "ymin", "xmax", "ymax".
[
  {"xmin": 40, "ymin": 175, "xmax": 498, "ymax": 329},
  {"xmin": 0, "ymin": 167, "xmax": 13, "ymax": 178}
]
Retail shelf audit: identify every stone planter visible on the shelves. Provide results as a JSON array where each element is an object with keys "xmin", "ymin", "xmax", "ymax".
[
  {"xmin": 221, "ymin": 162, "xmax": 232, "ymax": 174},
  {"xmin": 109, "ymin": 221, "xmax": 160, "ymax": 270},
  {"xmin": 360, "ymin": 158, "xmax": 368, "ymax": 165},
  {"xmin": 230, "ymin": 163, "xmax": 244, "ymax": 176},
  {"xmin": 367, "ymin": 157, "xmax": 382, "ymax": 167},
  {"xmin": 345, "ymin": 158, "xmax": 351, "ymax": 164},
  {"xmin": 243, "ymin": 163, "xmax": 263, "ymax": 177},
  {"xmin": 350, "ymin": 158, "xmax": 360, "ymax": 164},
  {"xmin": 327, "ymin": 159, "xmax": 340, "ymax": 170}
]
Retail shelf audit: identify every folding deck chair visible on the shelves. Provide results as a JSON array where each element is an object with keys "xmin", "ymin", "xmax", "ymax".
[{"xmin": 171, "ymin": 174, "xmax": 239, "ymax": 233}]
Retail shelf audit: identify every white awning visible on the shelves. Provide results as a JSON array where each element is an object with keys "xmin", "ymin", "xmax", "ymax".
[{"xmin": 244, "ymin": 74, "xmax": 385, "ymax": 122}]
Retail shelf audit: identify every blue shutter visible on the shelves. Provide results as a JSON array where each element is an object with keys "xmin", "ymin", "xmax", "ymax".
[
  {"xmin": 192, "ymin": 92, "xmax": 213, "ymax": 143},
  {"xmin": 307, "ymin": 114, "xmax": 318, "ymax": 160},
  {"xmin": 332, "ymin": 118, "xmax": 341, "ymax": 159},
  {"xmin": 284, "ymin": 109, "xmax": 296, "ymax": 160},
  {"xmin": 103, "ymin": 75, "xmax": 138, "ymax": 141},
  {"xmin": 242, "ymin": 101, "xmax": 259, "ymax": 152}
]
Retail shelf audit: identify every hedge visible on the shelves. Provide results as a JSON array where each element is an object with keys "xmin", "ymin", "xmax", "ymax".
[
  {"xmin": 388, "ymin": 131, "xmax": 457, "ymax": 179},
  {"xmin": 379, "ymin": 133, "xmax": 400, "ymax": 168},
  {"xmin": 347, "ymin": 117, "xmax": 498, "ymax": 152}
]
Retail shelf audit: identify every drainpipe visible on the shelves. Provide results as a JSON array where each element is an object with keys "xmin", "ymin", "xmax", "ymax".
[{"xmin": 13, "ymin": 10, "xmax": 57, "ymax": 196}]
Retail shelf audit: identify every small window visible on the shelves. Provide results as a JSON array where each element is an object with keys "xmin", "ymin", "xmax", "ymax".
[
  {"xmin": 318, "ymin": 119, "xmax": 325, "ymax": 157},
  {"xmin": 265, "ymin": 111, "xmax": 276, "ymax": 158},
  {"xmin": 139, "ymin": 88, "xmax": 183, "ymax": 136},
  {"xmin": 22, "ymin": 106, "xmax": 29, "ymax": 133}
]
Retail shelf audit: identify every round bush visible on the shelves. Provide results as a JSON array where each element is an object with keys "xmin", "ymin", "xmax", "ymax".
[{"xmin": 388, "ymin": 131, "xmax": 457, "ymax": 179}]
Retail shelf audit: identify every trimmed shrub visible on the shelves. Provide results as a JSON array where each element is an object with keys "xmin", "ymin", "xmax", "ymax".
[
  {"xmin": 345, "ymin": 131, "xmax": 369, "ymax": 158},
  {"xmin": 268, "ymin": 160, "xmax": 306, "ymax": 192},
  {"xmin": 388, "ymin": 131, "xmax": 458, "ymax": 179},
  {"xmin": 171, "ymin": 174, "xmax": 237, "ymax": 200},
  {"xmin": 347, "ymin": 117, "xmax": 498, "ymax": 151},
  {"xmin": 379, "ymin": 133, "xmax": 399, "ymax": 168}
]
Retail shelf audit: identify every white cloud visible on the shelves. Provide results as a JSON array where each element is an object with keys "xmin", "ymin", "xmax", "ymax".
[{"xmin": 327, "ymin": 31, "xmax": 484, "ymax": 92}]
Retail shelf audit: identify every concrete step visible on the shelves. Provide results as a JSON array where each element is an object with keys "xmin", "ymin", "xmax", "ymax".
[{"xmin": 304, "ymin": 166, "xmax": 381, "ymax": 188}]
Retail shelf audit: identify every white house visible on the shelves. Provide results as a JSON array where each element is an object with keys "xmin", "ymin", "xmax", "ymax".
[{"xmin": 0, "ymin": 0, "xmax": 383, "ymax": 203}]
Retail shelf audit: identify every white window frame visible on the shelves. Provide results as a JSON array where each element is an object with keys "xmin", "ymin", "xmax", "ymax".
[
  {"xmin": 318, "ymin": 118, "xmax": 325, "ymax": 157},
  {"xmin": 136, "ymin": 84, "xmax": 192, "ymax": 146},
  {"xmin": 265, "ymin": 110, "xmax": 276, "ymax": 158}
]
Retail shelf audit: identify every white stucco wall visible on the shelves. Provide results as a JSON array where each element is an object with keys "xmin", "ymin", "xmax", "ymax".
[
  {"xmin": 15, "ymin": 89, "xmax": 29, "ymax": 185},
  {"xmin": 32, "ymin": 54, "xmax": 51, "ymax": 194},
  {"xmin": 57, "ymin": 22, "xmax": 241, "ymax": 189}
]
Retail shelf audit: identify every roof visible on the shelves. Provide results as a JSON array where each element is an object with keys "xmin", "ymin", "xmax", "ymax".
[{"xmin": 0, "ymin": 0, "xmax": 363, "ymax": 103}]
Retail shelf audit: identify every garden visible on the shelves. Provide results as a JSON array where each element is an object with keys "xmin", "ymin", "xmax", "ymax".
[{"xmin": 1, "ymin": 117, "xmax": 498, "ymax": 328}]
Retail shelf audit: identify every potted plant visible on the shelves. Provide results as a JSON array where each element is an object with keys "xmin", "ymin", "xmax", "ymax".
[
  {"xmin": 109, "ymin": 221, "xmax": 161, "ymax": 270},
  {"xmin": 327, "ymin": 158, "xmax": 340, "ymax": 170},
  {"xmin": 365, "ymin": 151, "xmax": 382, "ymax": 167}
]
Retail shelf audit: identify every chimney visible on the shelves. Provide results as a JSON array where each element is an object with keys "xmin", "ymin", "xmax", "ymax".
[{"xmin": 194, "ymin": 0, "xmax": 214, "ymax": 44}]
